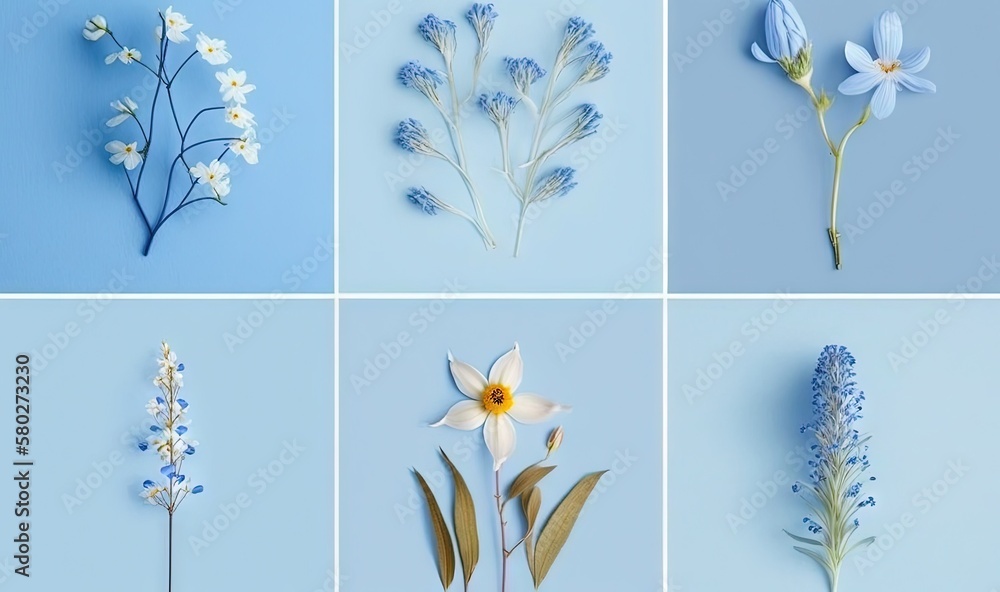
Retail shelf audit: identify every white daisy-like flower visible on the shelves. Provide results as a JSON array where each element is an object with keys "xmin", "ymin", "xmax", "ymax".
[
  {"xmin": 196, "ymin": 32, "xmax": 231, "ymax": 65},
  {"xmin": 229, "ymin": 130, "xmax": 260, "ymax": 165},
  {"xmin": 105, "ymin": 47, "xmax": 142, "ymax": 65},
  {"xmin": 162, "ymin": 6, "xmax": 192, "ymax": 43},
  {"xmin": 190, "ymin": 160, "xmax": 232, "ymax": 199},
  {"xmin": 107, "ymin": 97, "xmax": 139, "ymax": 128},
  {"xmin": 225, "ymin": 104, "xmax": 256, "ymax": 129},
  {"xmin": 216, "ymin": 68, "xmax": 256, "ymax": 104},
  {"xmin": 105, "ymin": 140, "xmax": 143, "ymax": 170},
  {"xmin": 432, "ymin": 343, "xmax": 569, "ymax": 470}
]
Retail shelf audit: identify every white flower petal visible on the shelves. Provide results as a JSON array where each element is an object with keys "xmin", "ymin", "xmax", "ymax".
[
  {"xmin": 897, "ymin": 71, "xmax": 936, "ymax": 94},
  {"xmin": 870, "ymin": 79, "xmax": 897, "ymax": 120},
  {"xmin": 106, "ymin": 113, "xmax": 130, "ymax": 128},
  {"xmin": 750, "ymin": 42, "xmax": 775, "ymax": 64},
  {"xmin": 844, "ymin": 42, "xmax": 876, "ymax": 73},
  {"xmin": 430, "ymin": 400, "xmax": 488, "ymax": 430},
  {"xmin": 873, "ymin": 11, "xmax": 903, "ymax": 61},
  {"xmin": 488, "ymin": 342, "xmax": 523, "ymax": 391},
  {"xmin": 838, "ymin": 71, "xmax": 882, "ymax": 96},
  {"xmin": 448, "ymin": 351, "xmax": 487, "ymax": 399},
  {"xmin": 483, "ymin": 413, "xmax": 516, "ymax": 471},
  {"xmin": 899, "ymin": 47, "xmax": 931, "ymax": 73},
  {"xmin": 105, "ymin": 140, "xmax": 126, "ymax": 153},
  {"xmin": 105, "ymin": 52, "xmax": 119, "ymax": 65},
  {"xmin": 506, "ymin": 394, "xmax": 569, "ymax": 424}
]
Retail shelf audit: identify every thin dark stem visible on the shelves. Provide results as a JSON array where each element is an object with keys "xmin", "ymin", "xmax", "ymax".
[
  {"xmin": 169, "ymin": 51, "xmax": 198, "ymax": 86},
  {"xmin": 165, "ymin": 84, "xmax": 194, "ymax": 174},
  {"xmin": 106, "ymin": 30, "xmax": 164, "ymax": 82},
  {"xmin": 168, "ymin": 511, "xmax": 173, "ymax": 592},
  {"xmin": 183, "ymin": 107, "xmax": 226, "ymax": 143},
  {"xmin": 124, "ymin": 169, "xmax": 151, "ymax": 232},
  {"xmin": 133, "ymin": 17, "xmax": 169, "ymax": 208}
]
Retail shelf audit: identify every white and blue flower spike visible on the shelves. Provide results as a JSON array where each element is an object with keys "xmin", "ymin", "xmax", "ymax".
[
  {"xmin": 751, "ymin": 0, "xmax": 812, "ymax": 87},
  {"xmin": 838, "ymin": 11, "xmax": 935, "ymax": 120},
  {"xmin": 786, "ymin": 346, "xmax": 876, "ymax": 592}
]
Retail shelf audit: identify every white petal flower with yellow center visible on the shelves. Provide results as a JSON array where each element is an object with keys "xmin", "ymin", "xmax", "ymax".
[
  {"xmin": 216, "ymin": 68, "xmax": 256, "ymax": 104},
  {"xmin": 163, "ymin": 5, "xmax": 192, "ymax": 43},
  {"xmin": 196, "ymin": 32, "xmax": 231, "ymax": 65},
  {"xmin": 107, "ymin": 96, "xmax": 139, "ymax": 128},
  {"xmin": 225, "ymin": 104, "xmax": 256, "ymax": 129},
  {"xmin": 105, "ymin": 47, "xmax": 142, "ymax": 65},
  {"xmin": 230, "ymin": 130, "xmax": 260, "ymax": 165},
  {"xmin": 105, "ymin": 140, "xmax": 143, "ymax": 170},
  {"xmin": 432, "ymin": 343, "xmax": 569, "ymax": 470}
]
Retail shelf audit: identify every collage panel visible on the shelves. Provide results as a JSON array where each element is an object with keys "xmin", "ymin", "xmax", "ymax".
[
  {"xmin": 0, "ymin": 300, "xmax": 334, "ymax": 589},
  {"xmin": 339, "ymin": 298, "xmax": 663, "ymax": 590},
  {"xmin": 668, "ymin": 0, "xmax": 988, "ymax": 293},
  {"xmin": 338, "ymin": 0, "xmax": 663, "ymax": 293},
  {"xmin": 1, "ymin": 1, "xmax": 334, "ymax": 293},
  {"xmin": 668, "ymin": 299, "xmax": 997, "ymax": 590}
]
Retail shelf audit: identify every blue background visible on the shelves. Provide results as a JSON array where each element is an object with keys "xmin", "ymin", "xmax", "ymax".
[
  {"xmin": 339, "ymin": 0, "xmax": 663, "ymax": 293},
  {"xmin": 340, "ymin": 299, "xmax": 662, "ymax": 590},
  {"xmin": 669, "ymin": 300, "xmax": 1000, "ymax": 590},
  {"xmin": 0, "ymin": 300, "xmax": 334, "ymax": 590},
  {"xmin": 1, "ymin": 2, "xmax": 333, "ymax": 293},
  {"xmin": 668, "ymin": 0, "xmax": 992, "ymax": 293}
]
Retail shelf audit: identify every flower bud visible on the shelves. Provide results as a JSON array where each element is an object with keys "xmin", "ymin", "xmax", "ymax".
[
  {"xmin": 546, "ymin": 426, "xmax": 564, "ymax": 457},
  {"xmin": 751, "ymin": 0, "xmax": 813, "ymax": 83},
  {"xmin": 83, "ymin": 15, "xmax": 108, "ymax": 41}
]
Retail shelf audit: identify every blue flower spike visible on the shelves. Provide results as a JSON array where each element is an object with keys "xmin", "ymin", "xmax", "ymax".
[
  {"xmin": 838, "ymin": 10, "xmax": 935, "ymax": 120},
  {"xmin": 785, "ymin": 346, "xmax": 877, "ymax": 591}
]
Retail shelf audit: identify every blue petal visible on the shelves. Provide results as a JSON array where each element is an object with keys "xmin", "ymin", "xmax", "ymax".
[
  {"xmin": 900, "ymin": 47, "xmax": 930, "ymax": 73},
  {"xmin": 143, "ymin": 480, "xmax": 154, "ymax": 488},
  {"xmin": 176, "ymin": 426, "xmax": 188, "ymax": 435},
  {"xmin": 192, "ymin": 485, "xmax": 204, "ymax": 494},
  {"xmin": 897, "ymin": 72, "xmax": 936, "ymax": 94},
  {"xmin": 177, "ymin": 399, "xmax": 189, "ymax": 409},
  {"xmin": 150, "ymin": 425, "xmax": 161, "ymax": 432},
  {"xmin": 777, "ymin": 0, "xmax": 808, "ymax": 56},
  {"xmin": 873, "ymin": 11, "xmax": 902, "ymax": 61},
  {"xmin": 137, "ymin": 441, "xmax": 148, "ymax": 451},
  {"xmin": 751, "ymin": 42, "xmax": 775, "ymax": 63},
  {"xmin": 764, "ymin": 1, "xmax": 782, "ymax": 59},
  {"xmin": 184, "ymin": 447, "xmax": 196, "ymax": 455},
  {"xmin": 844, "ymin": 42, "xmax": 875, "ymax": 73},
  {"xmin": 176, "ymin": 475, "xmax": 185, "ymax": 483},
  {"xmin": 160, "ymin": 465, "xmax": 174, "ymax": 477},
  {"xmin": 177, "ymin": 363, "xmax": 184, "ymax": 371},
  {"xmin": 870, "ymin": 79, "xmax": 897, "ymax": 119},
  {"xmin": 838, "ymin": 71, "xmax": 881, "ymax": 95},
  {"xmin": 156, "ymin": 396, "xmax": 165, "ymax": 405},
  {"xmin": 769, "ymin": 2, "xmax": 791, "ymax": 59}
]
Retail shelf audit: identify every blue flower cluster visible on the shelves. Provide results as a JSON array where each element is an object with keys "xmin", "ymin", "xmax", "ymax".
[{"xmin": 505, "ymin": 57, "xmax": 547, "ymax": 95}]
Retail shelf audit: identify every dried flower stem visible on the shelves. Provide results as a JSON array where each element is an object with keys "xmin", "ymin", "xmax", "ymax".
[{"xmin": 494, "ymin": 469, "xmax": 508, "ymax": 592}]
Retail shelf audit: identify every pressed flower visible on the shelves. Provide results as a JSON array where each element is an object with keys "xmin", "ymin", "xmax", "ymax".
[
  {"xmin": 216, "ymin": 68, "xmax": 256, "ymax": 104},
  {"xmin": 466, "ymin": 3, "xmax": 498, "ymax": 51},
  {"xmin": 106, "ymin": 97, "xmax": 139, "ymax": 128},
  {"xmin": 837, "ymin": 10, "xmax": 935, "ymax": 120},
  {"xmin": 531, "ymin": 167, "xmax": 578, "ymax": 202},
  {"xmin": 577, "ymin": 42, "xmax": 613, "ymax": 84},
  {"xmin": 395, "ymin": 119, "xmax": 444, "ymax": 158},
  {"xmin": 505, "ymin": 57, "xmax": 546, "ymax": 97},
  {"xmin": 105, "ymin": 47, "xmax": 142, "ymax": 65},
  {"xmin": 418, "ymin": 14, "xmax": 457, "ymax": 62},
  {"xmin": 162, "ymin": 5, "xmax": 192, "ymax": 43},
  {"xmin": 83, "ymin": 15, "xmax": 108, "ymax": 41},
  {"xmin": 229, "ymin": 130, "xmax": 260, "ymax": 165},
  {"xmin": 479, "ymin": 91, "xmax": 519, "ymax": 129},
  {"xmin": 190, "ymin": 160, "xmax": 232, "ymax": 199},
  {"xmin": 751, "ymin": 0, "xmax": 812, "ymax": 83},
  {"xmin": 787, "ymin": 346, "xmax": 876, "ymax": 592},
  {"xmin": 196, "ymin": 32, "xmax": 231, "ymax": 65},
  {"xmin": 106, "ymin": 140, "xmax": 143, "ymax": 170},
  {"xmin": 225, "ymin": 104, "xmax": 256, "ymax": 129},
  {"xmin": 432, "ymin": 343, "xmax": 569, "ymax": 471},
  {"xmin": 559, "ymin": 16, "xmax": 595, "ymax": 59},
  {"xmin": 398, "ymin": 61, "xmax": 446, "ymax": 105}
]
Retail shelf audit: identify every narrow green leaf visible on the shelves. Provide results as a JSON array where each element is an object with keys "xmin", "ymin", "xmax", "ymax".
[
  {"xmin": 508, "ymin": 464, "xmax": 556, "ymax": 502},
  {"xmin": 846, "ymin": 536, "xmax": 876, "ymax": 555},
  {"xmin": 532, "ymin": 471, "xmax": 607, "ymax": 587},
  {"xmin": 414, "ymin": 469, "xmax": 455, "ymax": 590},
  {"xmin": 440, "ymin": 449, "xmax": 479, "ymax": 589},
  {"xmin": 783, "ymin": 529, "xmax": 824, "ymax": 546},
  {"xmin": 793, "ymin": 546, "xmax": 834, "ymax": 574},
  {"xmin": 521, "ymin": 486, "xmax": 542, "ymax": 580}
]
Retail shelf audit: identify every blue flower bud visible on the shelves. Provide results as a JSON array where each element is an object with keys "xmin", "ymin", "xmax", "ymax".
[{"xmin": 751, "ymin": 0, "xmax": 812, "ymax": 82}]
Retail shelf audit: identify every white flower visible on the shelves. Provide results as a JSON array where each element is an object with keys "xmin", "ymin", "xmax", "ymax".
[
  {"xmin": 83, "ymin": 15, "xmax": 107, "ymax": 41},
  {"xmin": 190, "ymin": 160, "xmax": 232, "ymax": 199},
  {"xmin": 196, "ymin": 32, "xmax": 231, "ymax": 65},
  {"xmin": 163, "ymin": 6, "xmax": 192, "ymax": 43},
  {"xmin": 216, "ymin": 68, "xmax": 256, "ymax": 104},
  {"xmin": 107, "ymin": 97, "xmax": 139, "ymax": 128},
  {"xmin": 105, "ymin": 140, "xmax": 143, "ymax": 170},
  {"xmin": 105, "ymin": 47, "xmax": 142, "ymax": 65},
  {"xmin": 230, "ymin": 130, "xmax": 260, "ymax": 165},
  {"xmin": 225, "ymin": 104, "xmax": 256, "ymax": 129},
  {"xmin": 431, "ymin": 343, "xmax": 569, "ymax": 470},
  {"xmin": 145, "ymin": 398, "xmax": 166, "ymax": 417}
]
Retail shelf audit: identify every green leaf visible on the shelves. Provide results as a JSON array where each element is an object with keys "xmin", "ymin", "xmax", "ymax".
[
  {"xmin": 846, "ymin": 536, "xmax": 876, "ymax": 555},
  {"xmin": 532, "ymin": 471, "xmax": 607, "ymax": 588},
  {"xmin": 793, "ymin": 546, "xmax": 834, "ymax": 574},
  {"xmin": 414, "ymin": 469, "xmax": 455, "ymax": 590},
  {"xmin": 521, "ymin": 486, "xmax": 542, "ymax": 580},
  {"xmin": 508, "ymin": 464, "xmax": 556, "ymax": 502},
  {"xmin": 440, "ymin": 449, "xmax": 478, "ymax": 589},
  {"xmin": 783, "ymin": 529, "xmax": 824, "ymax": 546}
]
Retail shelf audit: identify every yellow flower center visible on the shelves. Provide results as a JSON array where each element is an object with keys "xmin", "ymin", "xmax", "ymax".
[
  {"xmin": 124, "ymin": 146, "xmax": 133, "ymax": 153},
  {"xmin": 231, "ymin": 81, "xmax": 239, "ymax": 86},
  {"xmin": 879, "ymin": 59, "xmax": 901, "ymax": 74},
  {"xmin": 482, "ymin": 384, "xmax": 513, "ymax": 414},
  {"xmin": 208, "ymin": 47, "xmax": 214, "ymax": 53}
]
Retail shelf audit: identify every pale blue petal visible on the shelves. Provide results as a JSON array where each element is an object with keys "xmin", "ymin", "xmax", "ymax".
[
  {"xmin": 770, "ymin": 2, "xmax": 791, "ymax": 60},
  {"xmin": 873, "ymin": 11, "xmax": 903, "ymax": 61},
  {"xmin": 778, "ymin": 0, "xmax": 808, "ymax": 56},
  {"xmin": 751, "ymin": 42, "xmax": 776, "ymax": 63},
  {"xmin": 870, "ymin": 79, "xmax": 897, "ymax": 119},
  {"xmin": 838, "ymin": 71, "xmax": 882, "ymax": 95},
  {"xmin": 899, "ymin": 47, "xmax": 930, "ymax": 73},
  {"xmin": 764, "ymin": 1, "xmax": 782, "ymax": 60},
  {"xmin": 844, "ymin": 41, "xmax": 876, "ymax": 73},
  {"xmin": 897, "ymin": 71, "xmax": 936, "ymax": 94}
]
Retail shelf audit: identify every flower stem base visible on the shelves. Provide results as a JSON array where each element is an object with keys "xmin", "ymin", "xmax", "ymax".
[{"xmin": 827, "ymin": 228, "xmax": 842, "ymax": 270}]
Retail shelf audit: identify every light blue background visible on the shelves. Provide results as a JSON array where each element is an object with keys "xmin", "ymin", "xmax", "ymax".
[
  {"xmin": 340, "ymin": 299, "xmax": 662, "ymax": 590},
  {"xmin": 339, "ymin": 0, "xmax": 663, "ymax": 293},
  {"xmin": 668, "ymin": 0, "xmax": 991, "ymax": 292},
  {"xmin": 669, "ymin": 300, "xmax": 1000, "ymax": 589},
  {"xmin": 1, "ymin": 2, "xmax": 333, "ymax": 293},
  {"xmin": 0, "ymin": 300, "xmax": 334, "ymax": 590}
]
